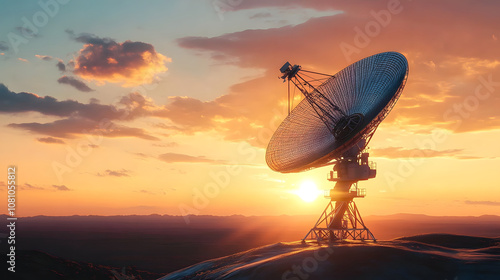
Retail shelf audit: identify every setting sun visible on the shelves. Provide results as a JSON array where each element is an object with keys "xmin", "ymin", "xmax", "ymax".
[{"xmin": 295, "ymin": 181, "xmax": 321, "ymax": 202}]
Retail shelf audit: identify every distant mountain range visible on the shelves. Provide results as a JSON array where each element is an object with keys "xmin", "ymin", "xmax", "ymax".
[{"xmin": 1, "ymin": 214, "xmax": 499, "ymax": 278}]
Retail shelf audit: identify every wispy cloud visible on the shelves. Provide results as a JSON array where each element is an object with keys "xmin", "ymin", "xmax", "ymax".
[
  {"xmin": 97, "ymin": 169, "xmax": 131, "ymax": 177},
  {"xmin": 371, "ymin": 147, "xmax": 465, "ymax": 159},
  {"xmin": 21, "ymin": 183, "xmax": 45, "ymax": 190},
  {"xmin": 37, "ymin": 137, "xmax": 65, "ymax": 144},
  {"xmin": 35, "ymin": 54, "xmax": 53, "ymax": 61},
  {"xmin": 152, "ymin": 142, "xmax": 179, "ymax": 148},
  {"xmin": 159, "ymin": 152, "xmax": 222, "ymax": 164},
  {"xmin": 57, "ymin": 75, "xmax": 94, "ymax": 92},
  {"xmin": 52, "ymin": 185, "xmax": 71, "ymax": 191},
  {"xmin": 465, "ymin": 200, "xmax": 500, "ymax": 206},
  {"xmin": 135, "ymin": 189, "xmax": 156, "ymax": 195}
]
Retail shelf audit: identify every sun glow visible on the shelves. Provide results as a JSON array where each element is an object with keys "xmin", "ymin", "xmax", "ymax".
[{"xmin": 295, "ymin": 180, "xmax": 320, "ymax": 202}]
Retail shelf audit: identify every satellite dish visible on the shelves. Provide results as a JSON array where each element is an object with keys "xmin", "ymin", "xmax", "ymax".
[
  {"xmin": 266, "ymin": 52, "xmax": 408, "ymax": 173},
  {"xmin": 266, "ymin": 52, "xmax": 409, "ymax": 242}
]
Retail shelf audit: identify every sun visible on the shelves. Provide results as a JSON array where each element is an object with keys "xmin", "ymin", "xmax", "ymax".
[{"xmin": 295, "ymin": 180, "xmax": 320, "ymax": 202}]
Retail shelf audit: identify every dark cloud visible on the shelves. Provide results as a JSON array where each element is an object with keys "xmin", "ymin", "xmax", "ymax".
[
  {"xmin": 0, "ymin": 83, "xmax": 116, "ymax": 119},
  {"xmin": 0, "ymin": 41, "xmax": 8, "ymax": 51},
  {"xmin": 465, "ymin": 200, "xmax": 500, "ymax": 206},
  {"xmin": 67, "ymin": 31, "xmax": 170, "ymax": 87},
  {"xmin": 52, "ymin": 185, "xmax": 71, "ymax": 191},
  {"xmin": 57, "ymin": 75, "xmax": 94, "ymax": 92},
  {"xmin": 8, "ymin": 118, "xmax": 159, "ymax": 140},
  {"xmin": 56, "ymin": 61, "xmax": 66, "ymax": 71},
  {"xmin": 371, "ymin": 147, "xmax": 463, "ymax": 159},
  {"xmin": 98, "ymin": 169, "xmax": 131, "ymax": 177},
  {"xmin": 1, "ymin": 84, "xmax": 159, "ymax": 140},
  {"xmin": 35, "ymin": 55, "xmax": 67, "ymax": 72},
  {"xmin": 37, "ymin": 137, "xmax": 65, "ymax": 144},
  {"xmin": 158, "ymin": 153, "xmax": 221, "ymax": 163},
  {"xmin": 0, "ymin": 83, "xmax": 151, "ymax": 120}
]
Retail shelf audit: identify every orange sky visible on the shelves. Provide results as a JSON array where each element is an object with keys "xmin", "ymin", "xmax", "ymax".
[{"xmin": 1, "ymin": 0, "xmax": 499, "ymax": 217}]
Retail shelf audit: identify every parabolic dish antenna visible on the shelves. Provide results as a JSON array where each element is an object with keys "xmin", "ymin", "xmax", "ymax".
[
  {"xmin": 266, "ymin": 52, "xmax": 408, "ymax": 173},
  {"xmin": 266, "ymin": 52, "xmax": 408, "ymax": 242}
]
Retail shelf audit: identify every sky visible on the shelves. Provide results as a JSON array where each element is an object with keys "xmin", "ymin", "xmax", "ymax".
[{"xmin": 0, "ymin": 0, "xmax": 499, "ymax": 217}]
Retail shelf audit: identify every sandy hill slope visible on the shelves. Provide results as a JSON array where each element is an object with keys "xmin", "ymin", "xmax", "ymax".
[{"xmin": 160, "ymin": 234, "xmax": 500, "ymax": 280}]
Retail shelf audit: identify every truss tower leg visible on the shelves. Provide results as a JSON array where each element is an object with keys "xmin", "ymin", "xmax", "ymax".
[{"xmin": 302, "ymin": 198, "xmax": 375, "ymax": 242}]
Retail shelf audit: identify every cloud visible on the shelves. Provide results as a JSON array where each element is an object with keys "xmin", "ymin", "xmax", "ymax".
[
  {"xmin": 57, "ymin": 75, "xmax": 94, "ymax": 92},
  {"xmin": 465, "ymin": 200, "xmax": 500, "ymax": 206},
  {"xmin": 15, "ymin": 26, "xmax": 38, "ymax": 38},
  {"xmin": 0, "ymin": 84, "xmax": 152, "ymax": 120},
  {"xmin": 136, "ymin": 189, "xmax": 156, "ymax": 195},
  {"xmin": 52, "ymin": 185, "xmax": 71, "ymax": 191},
  {"xmin": 35, "ymin": 54, "xmax": 53, "ymax": 61},
  {"xmin": 0, "ymin": 83, "xmax": 116, "ymax": 118},
  {"xmin": 35, "ymin": 54, "xmax": 67, "ymax": 72},
  {"xmin": 158, "ymin": 153, "xmax": 221, "ymax": 163},
  {"xmin": 18, "ymin": 58, "xmax": 28, "ymax": 62},
  {"xmin": 37, "ymin": 137, "xmax": 65, "ymax": 144},
  {"xmin": 249, "ymin": 12, "xmax": 272, "ymax": 19},
  {"xmin": 173, "ymin": 0, "xmax": 500, "ymax": 143},
  {"xmin": 68, "ymin": 31, "xmax": 171, "ymax": 87},
  {"xmin": 371, "ymin": 147, "xmax": 463, "ymax": 159},
  {"xmin": 56, "ymin": 61, "xmax": 66, "ymax": 71},
  {"xmin": 1, "ymin": 84, "xmax": 159, "ymax": 140},
  {"xmin": 152, "ymin": 142, "xmax": 179, "ymax": 147},
  {"xmin": 153, "ymin": 75, "xmax": 287, "ymax": 146},
  {"xmin": 0, "ymin": 41, "xmax": 8, "ymax": 51},
  {"xmin": 134, "ymin": 152, "xmax": 150, "ymax": 158},
  {"xmin": 8, "ymin": 118, "xmax": 159, "ymax": 140},
  {"xmin": 98, "ymin": 169, "xmax": 131, "ymax": 177},
  {"xmin": 21, "ymin": 183, "xmax": 45, "ymax": 190}
]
